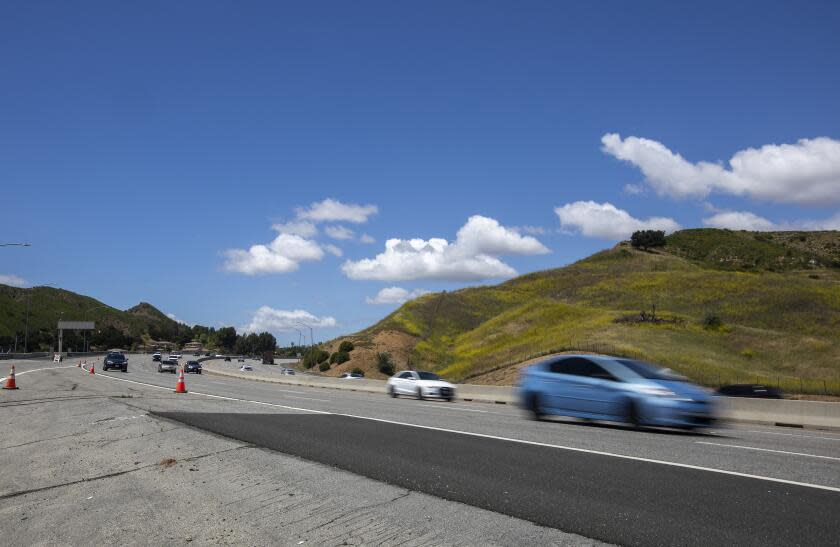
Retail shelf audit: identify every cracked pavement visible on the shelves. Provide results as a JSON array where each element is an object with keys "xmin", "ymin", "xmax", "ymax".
[{"xmin": 0, "ymin": 362, "xmax": 604, "ymax": 546}]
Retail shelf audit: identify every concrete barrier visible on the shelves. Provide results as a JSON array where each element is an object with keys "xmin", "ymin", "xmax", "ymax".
[{"xmin": 202, "ymin": 360, "xmax": 840, "ymax": 429}]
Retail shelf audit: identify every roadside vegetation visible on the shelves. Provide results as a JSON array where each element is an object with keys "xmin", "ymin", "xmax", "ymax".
[{"xmin": 347, "ymin": 229, "xmax": 840, "ymax": 395}]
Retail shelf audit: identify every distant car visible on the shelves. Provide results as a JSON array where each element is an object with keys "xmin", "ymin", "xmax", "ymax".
[
  {"xmin": 281, "ymin": 368, "xmax": 296, "ymax": 375},
  {"xmin": 184, "ymin": 361, "xmax": 202, "ymax": 374},
  {"xmin": 103, "ymin": 352, "xmax": 128, "ymax": 372},
  {"xmin": 518, "ymin": 355, "xmax": 717, "ymax": 429},
  {"xmin": 170, "ymin": 353, "xmax": 182, "ymax": 359},
  {"xmin": 158, "ymin": 358, "xmax": 178, "ymax": 374},
  {"xmin": 716, "ymin": 384, "xmax": 782, "ymax": 399},
  {"xmin": 340, "ymin": 372, "xmax": 363, "ymax": 380},
  {"xmin": 238, "ymin": 357, "xmax": 245, "ymax": 362},
  {"xmin": 205, "ymin": 352, "xmax": 212, "ymax": 357},
  {"xmin": 224, "ymin": 356, "xmax": 231, "ymax": 362},
  {"xmin": 387, "ymin": 371, "xmax": 455, "ymax": 401},
  {"xmin": 240, "ymin": 365, "xmax": 254, "ymax": 372},
  {"xmin": 152, "ymin": 353, "xmax": 162, "ymax": 362}
]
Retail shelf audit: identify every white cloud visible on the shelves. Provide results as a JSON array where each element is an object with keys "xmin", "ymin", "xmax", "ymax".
[
  {"xmin": 296, "ymin": 198, "xmax": 378, "ymax": 224},
  {"xmin": 271, "ymin": 220, "xmax": 317, "ymax": 238},
  {"xmin": 324, "ymin": 244, "xmax": 343, "ymax": 257},
  {"xmin": 241, "ymin": 306, "xmax": 337, "ymax": 334},
  {"xmin": 513, "ymin": 225, "xmax": 546, "ymax": 235},
  {"xmin": 555, "ymin": 201, "xmax": 681, "ymax": 240},
  {"xmin": 166, "ymin": 313, "xmax": 192, "ymax": 326},
  {"xmin": 602, "ymin": 133, "xmax": 840, "ymax": 206},
  {"xmin": 623, "ymin": 183, "xmax": 645, "ymax": 195},
  {"xmin": 365, "ymin": 287, "xmax": 430, "ymax": 305},
  {"xmin": 223, "ymin": 233, "xmax": 325, "ymax": 275},
  {"xmin": 324, "ymin": 225, "xmax": 355, "ymax": 240},
  {"xmin": 703, "ymin": 209, "xmax": 840, "ymax": 231},
  {"xmin": 360, "ymin": 233, "xmax": 375, "ymax": 244},
  {"xmin": 0, "ymin": 274, "xmax": 28, "ymax": 287},
  {"xmin": 702, "ymin": 211, "xmax": 777, "ymax": 231},
  {"xmin": 342, "ymin": 215, "xmax": 549, "ymax": 281}
]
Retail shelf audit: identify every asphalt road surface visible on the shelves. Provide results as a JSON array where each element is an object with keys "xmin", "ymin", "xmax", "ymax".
[{"xmin": 4, "ymin": 354, "xmax": 839, "ymax": 545}]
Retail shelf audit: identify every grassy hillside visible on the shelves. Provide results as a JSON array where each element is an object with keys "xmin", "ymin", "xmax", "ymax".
[
  {"xmin": 339, "ymin": 229, "xmax": 840, "ymax": 395},
  {"xmin": 0, "ymin": 285, "xmax": 183, "ymax": 351}
]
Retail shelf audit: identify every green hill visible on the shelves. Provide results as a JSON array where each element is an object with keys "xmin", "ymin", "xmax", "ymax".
[
  {"xmin": 350, "ymin": 229, "xmax": 840, "ymax": 395},
  {"xmin": 0, "ymin": 285, "xmax": 186, "ymax": 352}
]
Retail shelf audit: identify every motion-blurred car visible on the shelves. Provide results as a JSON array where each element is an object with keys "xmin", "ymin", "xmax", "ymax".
[
  {"xmin": 152, "ymin": 353, "xmax": 162, "ymax": 362},
  {"xmin": 340, "ymin": 372, "xmax": 363, "ymax": 379},
  {"xmin": 224, "ymin": 356, "xmax": 231, "ymax": 362},
  {"xmin": 184, "ymin": 361, "xmax": 202, "ymax": 374},
  {"xmin": 158, "ymin": 358, "xmax": 178, "ymax": 374},
  {"xmin": 716, "ymin": 384, "xmax": 782, "ymax": 399},
  {"xmin": 238, "ymin": 357, "xmax": 245, "ymax": 362},
  {"xmin": 387, "ymin": 371, "xmax": 455, "ymax": 401},
  {"xmin": 103, "ymin": 352, "xmax": 128, "ymax": 372},
  {"xmin": 240, "ymin": 365, "xmax": 254, "ymax": 372},
  {"xmin": 281, "ymin": 368, "xmax": 295, "ymax": 375},
  {"xmin": 518, "ymin": 355, "xmax": 716, "ymax": 429},
  {"xmin": 170, "ymin": 353, "xmax": 182, "ymax": 359}
]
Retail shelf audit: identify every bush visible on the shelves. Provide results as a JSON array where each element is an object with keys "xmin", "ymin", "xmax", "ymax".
[
  {"xmin": 630, "ymin": 230, "xmax": 666, "ymax": 250},
  {"xmin": 316, "ymin": 349, "xmax": 330, "ymax": 364},
  {"xmin": 333, "ymin": 351, "xmax": 350, "ymax": 365},
  {"xmin": 318, "ymin": 361, "xmax": 331, "ymax": 372},
  {"xmin": 377, "ymin": 352, "xmax": 395, "ymax": 376},
  {"xmin": 702, "ymin": 313, "xmax": 723, "ymax": 330},
  {"xmin": 302, "ymin": 352, "xmax": 318, "ymax": 369},
  {"xmin": 351, "ymin": 367, "xmax": 364, "ymax": 376},
  {"xmin": 329, "ymin": 352, "xmax": 338, "ymax": 364},
  {"xmin": 338, "ymin": 340, "xmax": 355, "ymax": 353}
]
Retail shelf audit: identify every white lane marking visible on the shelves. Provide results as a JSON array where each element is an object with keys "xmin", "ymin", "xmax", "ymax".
[
  {"xmin": 696, "ymin": 441, "xmax": 840, "ymax": 461},
  {"xmin": 738, "ymin": 429, "xmax": 840, "ymax": 442},
  {"xmin": 0, "ymin": 365, "xmax": 78, "ymax": 381},
  {"xmin": 415, "ymin": 402, "xmax": 492, "ymax": 414},
  {"xmin": 286, "ymin": 396, "xmax": 329, "ymax": 402},
  {"xmin": 82, "ymin": 365, "xmax": 840, "ymax": 492},
  {"xmin": 334, "ymin": 413, "xmax": 840, "ymax": 493}
]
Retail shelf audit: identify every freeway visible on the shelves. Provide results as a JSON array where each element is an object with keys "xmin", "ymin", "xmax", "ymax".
[{"xmin": 4, "ymin": 354, "xmax": 839, "ymax": 545}]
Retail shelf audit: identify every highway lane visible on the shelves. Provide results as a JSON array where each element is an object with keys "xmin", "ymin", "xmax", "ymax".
[{"xmin": 90, "ymin": 354, "xmax": 840, "ymax": 490}]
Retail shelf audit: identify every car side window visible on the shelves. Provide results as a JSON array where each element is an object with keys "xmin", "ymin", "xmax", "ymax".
[
  {"xmin": 398, "ymin": 372, "xmax": 412, "ymax": 379},
  {"xmin": 552, "ymin": 358, "xmax": 616, "ymax": 380}
]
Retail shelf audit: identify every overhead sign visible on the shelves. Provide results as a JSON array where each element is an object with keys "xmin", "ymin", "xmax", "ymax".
[{"xmin": 57, "ymin": 321, "xmax": 95, "ymax": 330}]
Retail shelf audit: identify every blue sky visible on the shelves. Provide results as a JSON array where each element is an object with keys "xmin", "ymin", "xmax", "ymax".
[{"xmin": 2, "ymin": 1, "xmax": 839, "ymax": 343}]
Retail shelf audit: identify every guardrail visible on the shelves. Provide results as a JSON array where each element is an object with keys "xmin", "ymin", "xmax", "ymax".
[
  {"xmin": 201, "ymin": 360, "xmax": 840, "ymax": 429},
  {"xmin": 0, "ymin": 352, "xmax": 50, "ymax": 360}
]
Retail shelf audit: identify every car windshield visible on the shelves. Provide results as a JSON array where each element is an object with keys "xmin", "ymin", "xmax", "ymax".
[
  {"xmin": 417, "ymin": 372, "xmax": 440, "ymax": 381},
  {"xmin": 107, "ymin": 353, "xmax": 123, "ymax": 359},
  {"xmin": 616, "ymin": 359, "xmax": 687, "ymax": 381}
]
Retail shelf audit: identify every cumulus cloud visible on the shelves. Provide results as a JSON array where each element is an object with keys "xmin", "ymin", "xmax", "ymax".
[
  {"xmin": 271, "ymin": 220, "xmax": 317, "ymax": 238},
  {"xmin": 555, "ymin": 201, "xmax": 680, "ymax": 240},
  {"xmin": 0, "ymin": 274, "xmax": 28, "ymax": 287},
  {"xmin": 296, "ymin": 198, "xmax": 378, "ymax": 224},
  {"xmin": 324, "ymin": 225, "xmax": 355, "ymax": 240},
  {"xmin": 342, "ymin": 215, "xmax": 549, "ymax": 281},
  {"xmin": 323, "ymin": 244, "xmax": 343, "ymax": 257},
  {"xmin": 223, "ymin": 233, "xmax": 325, "ymax": 275},
  {"xmin": 360, "ymin": 233, "xmax": 375, "ymax": 244},
  {"xmin": 602, "ymin": 133, "xmax": 840, "ymax": 206},
  {"xmin": 241, "ymin": 306, "xmax": 337, "ymax": 334},
  {"xmin": 703, "ymin": 209, "xmax": 840, "ymax": 231},
  {"xmin": 365, "ymin": 286, "xmax": 431, "ymax": 305}
]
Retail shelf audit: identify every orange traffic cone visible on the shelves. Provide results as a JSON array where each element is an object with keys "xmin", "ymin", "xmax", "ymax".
[
  {"xmin": 89, "ymin": 363, "xmax": 95, "ymax": 375},
  {"xmin": 175, "ymin": 370, "xmax": 187, "ymax": 394},
  {"xmin": 3, "ymin": 364, "xmax": 19, "ymax": 390}
]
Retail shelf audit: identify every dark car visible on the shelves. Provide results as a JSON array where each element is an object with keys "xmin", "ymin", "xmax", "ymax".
[
  {"xmin": 152, "ymin": 353, "xmax": 162, "ymax": 362},
  {"xmin": 184, "ymin": 361, "xmax": 202, "ymax": 374},
  {"xmin": 224, "ymin": 356, "xmax": 231, "ymax": 362},
  {"xmin": 103, "ymin": 352, "xmax": 128, "ymax": 372},
  {"xmin": 716, "ymin": 384, "xmax": 783, "ymax": 399}
]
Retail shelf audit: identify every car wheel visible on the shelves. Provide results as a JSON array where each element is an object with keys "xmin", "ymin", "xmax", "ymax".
[
  {"xmin": 103, "ymin": 365, "xmax": 108, "ymax": 371},
  {"xmin": 625, "ymin": 400, "xmax": 641, "ymax": 428},
  {"xmin": 122, "ymin": 368, "xmax": 127, "ymax": 373},
  {"xmin": 446, "ymin": 396, "xmax": 454, "ymax": 402},
  {"xmin": 158, "ymin": 367, "xmax": 162, "ymax": 373},
  {"xmin": 389, "ymin": 386, "xmax": 397, "ymax": 398},
  {"xmin": 528, "ymin": 393, "xmax": 544, "ymax": 420},
  {"xmin": 416, "ymin": 388, "xmax": 424, "ymax": 400}
]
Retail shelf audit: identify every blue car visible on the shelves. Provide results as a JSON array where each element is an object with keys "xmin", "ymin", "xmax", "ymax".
[{"xmin": 518, "ymin": 355, "xmax": 717, "ymax": 429}]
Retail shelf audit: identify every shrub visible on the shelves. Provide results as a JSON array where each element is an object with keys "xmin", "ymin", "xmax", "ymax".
[
  {"xmin": 377, "ymin": 352, "xmax": 395, "ymax": 376},
  {"xmin": 319, "ymin": 361, "xmax": 331, "ymax": 372},
  {"xmin": 338, "ymin": 340, "xmax": 355, "ymax": 353},
  {"xmin": 329, "ymin": 352, "xmax": 338, "ymax": 364},
  {"xmin": 351, "ymin": 367, "xmax": 364, "ymax": 376},
  {"xmin": 302, "ymin": 352, "xmax": 318, "ymax": 368},
  {"xmin": 740, "ymin": 348, "xmax": 755, "ymax": 360},
  {"xmin": 316, "ymin": 349, "xmax": 330, "ymax": 364},
  {"xmin": 702, "ymin": 313, "xmax": 723, "ymax": 330},
  {"xmin": 630, "ymin": 230, "xmax": 666, "ymax": 250},
  {"xmin": 333, "ymin": 351, "xmax": 350, "ymax": 365}
]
